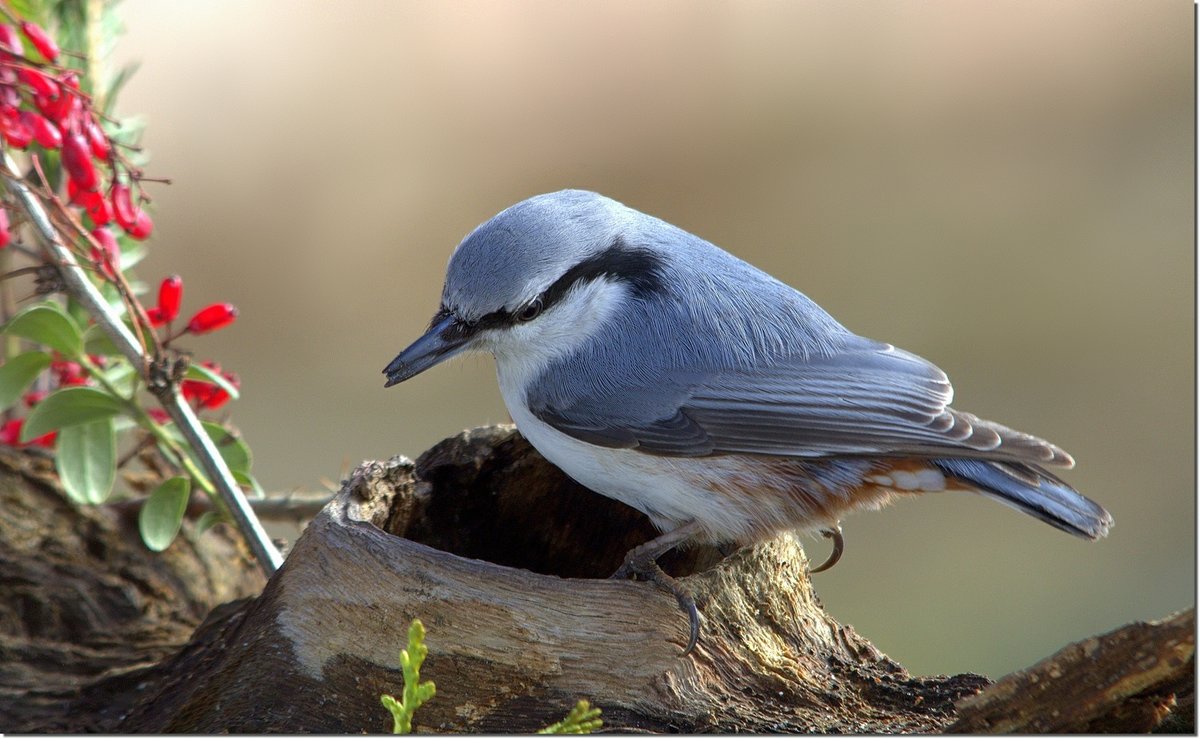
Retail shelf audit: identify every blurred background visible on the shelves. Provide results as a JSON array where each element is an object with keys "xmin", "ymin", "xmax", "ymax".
[{"xmin": 111, "ymin": 1, "xmax": 1192, "ymax": 678}]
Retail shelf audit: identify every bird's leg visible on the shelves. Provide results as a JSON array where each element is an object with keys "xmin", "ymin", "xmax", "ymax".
[
  {"xmin": 808, "ymin": 523, "xmax": 844, "ymax": 574},
  {"xmin": 612, "ymin": 520, "xmax": 702, "ymax": 655}
]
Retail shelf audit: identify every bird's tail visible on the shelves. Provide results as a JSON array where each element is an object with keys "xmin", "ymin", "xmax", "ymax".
[{"xmin": 933, "ymin": 458, "xmax": 1113, "ymax": 540}]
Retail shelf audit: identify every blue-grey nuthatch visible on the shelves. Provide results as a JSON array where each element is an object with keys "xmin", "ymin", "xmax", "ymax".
[{"xmin": 384, "ymin": 189, "xmax": 1112, "ymax": 655}]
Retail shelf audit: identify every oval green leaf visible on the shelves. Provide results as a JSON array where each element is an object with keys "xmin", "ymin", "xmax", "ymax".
[
  {"xmin": 203, "ymin": 421, "xmax": 251, "ymax": 475},
  {"xmin": 195, "ymin": 510, "xmax": 224, "ymax": 535},
  {"xmin": 3, "ymin": 303, "xmax": 83, "ymax": 358},
  {"xmin": 139, "ymin": 476, "xmax": 191, "ymax": 552},
  {"xmin": 232, "ymin": 469, "xmax": 265, "ymax": 499},
  {"xmin": 0, "ymin": 351, "xmax": 51, "ymax": 410},
  {"xmin": 82, "ymin": 324, "xmax": 125, "ymax": 357},
  {"xmin": 21, "ymin": 386, "xmax": 127, "ymax": 441},
  {"xmin": 56, "ymin": 418, "xmax": 116, "ymax": 505}
]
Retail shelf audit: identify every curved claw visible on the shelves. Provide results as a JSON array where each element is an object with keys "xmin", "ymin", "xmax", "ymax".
[
  {"xmin": 644, "ymin": 560, "xmax": 701, "ymax": 656},
  {"xmin": 809, "ymin": 525, "xmax": 844, "ymax": 574},
  {"xmin": 613, "ymin": 551, "xmax": 701, "ymax": 656}
]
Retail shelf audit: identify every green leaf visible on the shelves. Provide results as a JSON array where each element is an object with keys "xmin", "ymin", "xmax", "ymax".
[
  {"xmin": 0, "ymin": 351, "xmax": 51, "ymax": 410},
  {"xmin": 3, "ymin": 303, "xmax": 83, "ymax": 358},
  {"xmin": 232, "ymin": 470, "xmax": 266, "ymax": 498},
  {"xmin": 99, "ymin": 361, "xmax": 138, "ymax": 397},
  {"xmin": 139, "ymin": 476, "xmax": 191, "ymax": 552},
  {"xmin": 203, "ymin": 421, "xmax": 251, "ymax": 475},
  {"xmin": 56, "ymin": 419, "xmax": 116, "ymax": 504},
  {"xmin": 9, "ymin": 0, "xmax": 46, "ymax": 25},
  {"xmin": 21, "ymin": 386, "xmax": 126, "ymax": 441},
  {"xmin": 186, "ymin": 363, "xmax": 240, "ymax": 400},
  {"xmin": 119, "ymin": 241, "xmax": 148, "ymax": 271},
  {"xmin": 195, "ymin": 510, "xmax": 224, "ymax": 535},
  {"xmin": 82, "ymin": 324, "xmax": 124, "ymax": 357}
]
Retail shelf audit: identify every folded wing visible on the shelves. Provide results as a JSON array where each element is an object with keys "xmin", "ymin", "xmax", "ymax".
[{"xmin": 532, "ymin": 335, "xmax": 1074, "ymax": 468}]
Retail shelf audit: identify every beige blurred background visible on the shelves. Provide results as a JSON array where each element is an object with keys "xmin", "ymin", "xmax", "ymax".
[{"xmin": 111, "ymin": 1, "xmax": 1192, "ymax": 678}]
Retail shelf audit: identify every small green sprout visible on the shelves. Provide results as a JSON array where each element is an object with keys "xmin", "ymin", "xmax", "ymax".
[
  {"xmin": 538, "ymin": 700, "xmax": 603, "ymax": 734},
  {"xmin": 381, "ymin": 619, "xmax": 436, "ymax": 734}
]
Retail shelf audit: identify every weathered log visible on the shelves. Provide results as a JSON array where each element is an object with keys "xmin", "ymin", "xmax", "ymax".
[
  {"xmin": 3, "ymin": 426, "xmax": 1192, "ymax": 733},
  {"xmin": 949, "ymin": 609, "xmax": 1194, "ymax": 733},
  {"xmin": 0, "ymin": 446, "xmax": 265, "ymax": 733},
  {"xmin": 112, "ymin": 427, "xmax": 982, "ymax": 732}
]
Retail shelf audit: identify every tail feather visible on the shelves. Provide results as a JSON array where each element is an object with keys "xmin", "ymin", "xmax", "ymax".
[{"xmin": 933, "ymin": 458, "xmax": 1113, "ymax": 540}]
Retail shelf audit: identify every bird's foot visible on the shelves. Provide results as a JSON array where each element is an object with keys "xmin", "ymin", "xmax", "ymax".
[
  {"xmin": 809, "ymin": 524, "xmax": 844, "ymax": 574},
  {"xmin": 613, "ymin": 550, "xmax": 700, "ymax": 656},
  {"xmin": 611, "ymin": 521, "xmax": 702, "ymax": 655}
]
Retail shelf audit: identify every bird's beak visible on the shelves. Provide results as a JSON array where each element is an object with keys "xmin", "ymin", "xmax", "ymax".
[{"xmin": 383, "ymin": 313, "xmax": 472, "ymax": 387}]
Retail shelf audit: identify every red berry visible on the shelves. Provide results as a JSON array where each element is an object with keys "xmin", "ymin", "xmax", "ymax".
[
  {"xmin": 180, "ymin": 362, "xmax": 237, "ymax": 409},
  {"xmin": 90, "ymin": 226, "xmax": 118, "ymax": 257},
  {"xmin": 23, "ymin": 389, "xmax": 47, "ymax": 407},
  {"xmin": 17, "ymin": 67, "xmax": 58, "ymax": 99},
  {"xmin": 0, "ymin": 25, "xmax": 23, "ymax": 56},
  {"xmin": 0, "ymin": 417, "xmax": 54, "ymax": 447},
  {"xmin": 21, "ymin": 110, "xmax": 60, "ymax": 149},
  {"xmin": 62, "ymin": 132, "xmax": 99, "ymax": 191},
  {"xmin": 35, "ymin": 89, "xmax": 76, "ymax": 123},
  {"xmin": 145, "ymin": 306, "xmax": 168, "ymax": 327},
  {"xmin": 89, "ymin": 226, "xmax": 119, "ymax": 278},
  {"xmin": 157, "ymin": 275, "xmax": 183, "ymax": 320},
  {"xmin": 0, "ymin": 205, "xmax": 9, "ymax": 249},
  {"xmin": 19, "ymin": 21, "xmax": 59, "ymax": 63},
  {"xmin": 83, "ymin": 116, "xmax": 109, "ymax": 158},
  {"xmin": 125, "ymin": 209, "xmax": 153, "ymax": 240},
  {"xmin": 186, "ymin": 303, "xmax": 238, "ymax": 334},
  {"xmin": 111, "ymin": 183, "xmax": 136, "ymax": 228},
  {"xmin": 86, "ymin": 196, "xmax": 113, "ymax": 226},
  {"xmin": 0, "ymin": 84, "xmax": 19, "ymax": 108},
  {"xmin": 0, "ymin": 418, "xmax": 22, "ymax": 445},
  {"xmin": 0, "ymin": 110, "xmax": 32, "ymax": 148},
  {"xmin": 50, "ymin": 359, "xmax": 87, "ymax": 385},
  {"xmin": 68, "ymin": 178, "xmax": 101, "ymax": 207}
]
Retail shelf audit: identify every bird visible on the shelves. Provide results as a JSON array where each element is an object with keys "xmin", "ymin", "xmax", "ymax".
[{"xmin": 383, "ymin": 189, "xmax": 1113, "ymax": 655}]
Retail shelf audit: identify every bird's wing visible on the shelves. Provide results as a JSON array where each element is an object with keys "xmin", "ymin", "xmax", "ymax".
[{"xmin": 531, "ymin": 336, "xmax": 1074, "ymax": 468}]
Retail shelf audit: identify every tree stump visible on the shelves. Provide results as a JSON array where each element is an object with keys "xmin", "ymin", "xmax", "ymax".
[
  {"xmin": 109, "ymin": 427, "xmax": 1000, "ymax": 731},
  {"xmin": 3, "ymin": 426, "xmax": 1192, "ymax": 733}
]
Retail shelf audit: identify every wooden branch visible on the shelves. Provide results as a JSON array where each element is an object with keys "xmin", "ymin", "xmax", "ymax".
[{"xmin": 949, "ymin": 609, "xmax": 1194, "ymax": 733}]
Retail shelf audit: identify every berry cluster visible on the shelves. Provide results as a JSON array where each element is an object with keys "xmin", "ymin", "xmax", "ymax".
[
  {"xmin": 144, "ymin": 274, "xmax": 239, "ymax": 337},
  {"xmin": 0, "ymin": 12, "xmax": 243, "ymax": 441},
  {"xmin": 0, "ymin": 18, "xmax": 152, "ymax": 252},
  {"xmin": 0, "ymin": 7, "xmax": 267, "ymax": 559}
]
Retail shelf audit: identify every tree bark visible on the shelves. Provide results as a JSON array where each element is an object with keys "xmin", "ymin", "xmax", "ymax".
[
  {"xmin": 0, "ymin": 446, "xmax": 265, "ymax": 733},
  {"xmin": 1, "ymin": 426, "xmax": 1192, "ymax": 733}
]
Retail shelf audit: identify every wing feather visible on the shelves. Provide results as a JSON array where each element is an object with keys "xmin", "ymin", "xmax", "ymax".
[{"xmin": 532, "ymin": 336, "xmax": 1073, "ymax": 468}]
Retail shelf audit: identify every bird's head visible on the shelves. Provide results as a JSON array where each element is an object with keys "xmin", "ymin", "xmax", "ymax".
[{"xmin": 383, "ymin": 190, "xmax": 668, "ymax": 387}]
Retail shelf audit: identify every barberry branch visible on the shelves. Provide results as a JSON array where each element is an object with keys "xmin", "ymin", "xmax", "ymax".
[{"xmin": 0, "ymin": 153, "xmax": 282, "ymax": 574}]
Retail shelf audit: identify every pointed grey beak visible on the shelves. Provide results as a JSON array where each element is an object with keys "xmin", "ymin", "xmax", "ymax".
[{"xmin": 383, "ymin": 313, "xmax": 471, "ymax": 387}]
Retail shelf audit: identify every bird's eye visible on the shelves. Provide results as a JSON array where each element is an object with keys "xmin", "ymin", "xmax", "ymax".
[{"xmin": 517, "ymin": 299, "xmax": 543, "ymax": 322}]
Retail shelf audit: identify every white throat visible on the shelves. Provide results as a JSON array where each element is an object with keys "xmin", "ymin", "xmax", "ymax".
[{"xmin": 488, "ymin": 277, "xmax": 629, "ymax": 408}]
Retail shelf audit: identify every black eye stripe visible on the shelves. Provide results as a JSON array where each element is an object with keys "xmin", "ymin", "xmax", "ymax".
[
  {"xmin": 540, "ymin": 238, "xmax": 666, "ymax": 312},
  {"xmin": 447, "ymin": 238, "xmax": 667, "ymax": 333}
]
